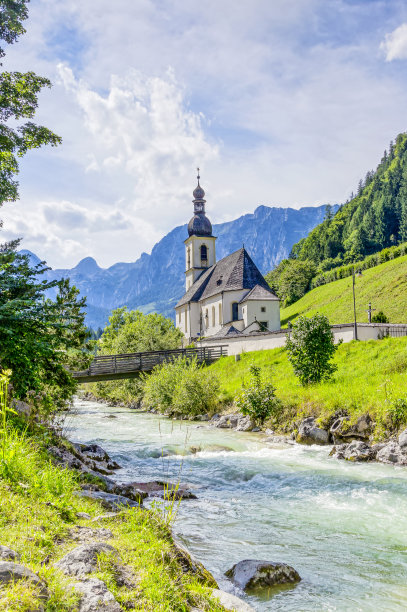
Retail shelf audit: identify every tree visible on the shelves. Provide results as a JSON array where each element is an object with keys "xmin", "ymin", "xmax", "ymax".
[
  {"xmin": 265, "ymin": 259, "xmax": 316, "ymax": 306},
  {"xmin": 94, "ymin": 308, "xmax": 183, "ymax": 405},
  {"xmin": 0, "ymin": 245, "xmax": 93, "ymax": 413},
  {"xmin": 1, "ymin": 0, "xmax": 61, "ymax": 207},
  {"xmin": 286, "ymin": 314, "xmax": 338, "ymax": 385}
]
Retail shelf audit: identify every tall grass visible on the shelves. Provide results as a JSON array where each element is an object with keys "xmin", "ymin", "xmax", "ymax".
[{"xmin": 0, "ymin": 369, "xmax": 16, "ymax": 462}]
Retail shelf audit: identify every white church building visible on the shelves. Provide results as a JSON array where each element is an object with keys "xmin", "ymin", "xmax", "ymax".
[{"xmin": 175, "ymin": 173, "xmax": 280, "ymax": 342}]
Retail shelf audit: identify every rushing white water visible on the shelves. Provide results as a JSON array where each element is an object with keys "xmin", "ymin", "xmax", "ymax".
[{"xmin": 66, "ymin": 398, "xmax": 407, "ymax": 611}]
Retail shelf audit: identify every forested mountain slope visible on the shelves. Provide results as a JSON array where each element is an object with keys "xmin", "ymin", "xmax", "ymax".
[{"xmin": 291, "ymin": 132, "xmax": 407, "ymax": 268}]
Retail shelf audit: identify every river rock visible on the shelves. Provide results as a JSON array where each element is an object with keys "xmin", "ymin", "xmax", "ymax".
[
  {"xmin": 173, "ymin": 538, "xmax": 218, "ymax": 587},
  {"xmin": 78, "ymin": 490, "xmax": 144, "ymax": 510},
  {"xmin": 0, "ymin": 545, "xmax": 20, "ymax": 561},
  {"xmin": 128, "ymin": 481, "xmax": 197, "ymax": 500},
  {"xmin": 225, "ymin": 559, "xmax": 301, "ymax": 591},
  {"xmin": 330, "ymin": 415, "xmax": 373, "ymax": 443},
  {"xmin": 343, "ymin": 441, "xmax": 376, "ymax": 462},
  {"xmin": 236, "ymin": 416, "xmax": 254, "ymax": 432},
  {"xmin": 376, "ymin": 441, "xmax": 407, "ymax": 465},
  {"xmin": 212, "ymin": 588, "xmax": 255, "ymax": 611},
  {"xmin": 296, "ymin": 417, "xmax": 329, "ymax": 445},
  {"xmin": 55, "ymin": 543, "xmax": 118, "ymax": 577},
  {"xmin": 398, "ymin": 428, "xmax": 407, "ymax": 449},
  {"xmin": 74, "ymin": 578, "xmax": 121, "ymax": 612},
  {"xmin": 76, "ymin": 512, "xmax": 92, "ymax": 520},
  {"xmin": 107, "ymin": 482, "xmax": 148, "ymax": 502},
  {"xmin": 0, "ymin": 561, "xmax": 48, "ymax": 598},
  {"xmin": 215, "ymin": 414, "xmax": 240, "ymax": 429}
]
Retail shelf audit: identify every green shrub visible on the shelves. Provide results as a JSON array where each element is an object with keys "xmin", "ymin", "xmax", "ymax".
[
  {"xmin": 143, "ymin": 358, "xmax": 219, "ymax": 417},
  {"xmin": 387, "ymin": 398, "xmax": 407, "ymax": 429},
  {"xmin": 235, "ymin": 365, "xmax": 280, "ymax": 425},
  {"xmin": 286, "ymin": 314, "xmax": 338, "ymax": 385},
  {"xmin": 372, "ymin": 310, "xmax": 389, "ymax": 323}
]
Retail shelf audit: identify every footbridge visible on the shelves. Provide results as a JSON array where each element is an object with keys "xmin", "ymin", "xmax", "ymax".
[{"xmin": 72, "ymin": 345, "xmax": 227, "ymax": 383}]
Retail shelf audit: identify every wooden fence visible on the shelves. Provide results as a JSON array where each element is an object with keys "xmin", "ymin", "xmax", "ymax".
[{"xmin": 72, "ymin": 345, "xmax": 227, "ymax": 383}]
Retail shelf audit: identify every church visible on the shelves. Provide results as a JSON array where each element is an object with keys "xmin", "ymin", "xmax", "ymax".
[{"xmin": 175, "ymin": 173, "xmax": 280, "ymax": 341}]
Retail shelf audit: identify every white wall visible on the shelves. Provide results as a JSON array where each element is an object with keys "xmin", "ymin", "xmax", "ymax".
[
  {"xmin": 242, "ymin": 299, "xmax": 280, "ymax": 331},
  {"xmin": 200, "ymin": 323, "xmax": 407, "ymax": 356}
]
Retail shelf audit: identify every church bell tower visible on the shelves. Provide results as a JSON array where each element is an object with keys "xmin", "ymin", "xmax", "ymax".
[{"xmin": 184, "ymin": 170, "xmax": 216, "ymax": 291}]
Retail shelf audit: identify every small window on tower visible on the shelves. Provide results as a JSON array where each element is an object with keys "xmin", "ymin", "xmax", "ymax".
[
  {"xmin": 200, "ymin": 244, "xmax": 208, "ymax": 265},
  {"xmin": 261, "ymin": 306, "xmax": 266, "ymax": 313}
]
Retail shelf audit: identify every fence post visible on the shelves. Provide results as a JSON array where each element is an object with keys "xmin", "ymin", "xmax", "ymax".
[{"xmin": 114, "ymin": 355, "xmax": 117, "ymax": 373}]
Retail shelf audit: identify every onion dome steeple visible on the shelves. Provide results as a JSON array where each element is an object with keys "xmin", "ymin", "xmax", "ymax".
[{"xmin": 188, "ymin": 168, "xmax": 213, "ymax": 237}]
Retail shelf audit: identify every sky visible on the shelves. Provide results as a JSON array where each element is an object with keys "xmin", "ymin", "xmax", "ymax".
[{"xmin": 2, "ymin": 0, "xmax": 407, "ymax": 268}]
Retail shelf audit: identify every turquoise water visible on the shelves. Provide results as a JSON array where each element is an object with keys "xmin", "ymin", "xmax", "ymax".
[{"xmin": 67, "ymin": 399, "xmax": 407, "ymax": 611}]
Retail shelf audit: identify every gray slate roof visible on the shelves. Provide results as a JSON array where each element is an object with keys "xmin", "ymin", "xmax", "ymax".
[
  {"xmin": 239, "ymin": 284, "xmax": 279, "ymax": 302},
  {"xmin": 176, "ymin": 247, "xmax": 275, "ymax": 308}
]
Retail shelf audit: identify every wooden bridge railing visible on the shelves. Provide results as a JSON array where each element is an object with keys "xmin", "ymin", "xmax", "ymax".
[{"xmin": 72, "ymin": 345, "xmax": 227, "ymax": 383}]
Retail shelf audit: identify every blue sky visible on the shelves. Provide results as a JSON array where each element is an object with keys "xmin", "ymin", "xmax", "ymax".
[{"xmin": 3, "ymin": 0, "xmax": 407, "ymax": 268}]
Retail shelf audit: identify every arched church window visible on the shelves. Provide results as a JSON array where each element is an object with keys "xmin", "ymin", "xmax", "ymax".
[
  {"xmin": 219, "ymin": 303, "xmax": 222, "ymax": 324},
  {"xmin": 200, "ymin": 244, "xmax": 208, "ymax": 265},
  {"xmin": 212, "ymin": 306, "xmax": 215, "ymax": 326},
  {"xmin": 187, "ymin": 247, "xmax": 191, "ymax": 269},
  {"xmin": 205, "ymin": 309, "xmax": 209, "ymax": 326},
  {"xmin": 232, "ymin": 302, "xmax": 238, "ymax": 321}
]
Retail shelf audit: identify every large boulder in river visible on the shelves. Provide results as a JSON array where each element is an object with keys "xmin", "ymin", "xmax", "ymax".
[
  {"xmin": 296, "ymin": 417, "xmax": 329, "ymax": 445},
  {"xmin": 225, "ymin": 560, "xmax": 301, "ymax": 591},
  {"xmin": 330, "ymin": 415, "xmax": 373, "ymax": 443},
  {"xmin": 343, "ymin": 441, "xmax": 376, "ymax": 462}
]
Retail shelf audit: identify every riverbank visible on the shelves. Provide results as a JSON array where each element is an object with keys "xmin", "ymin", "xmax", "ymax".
[{"xmin": 0, "ymin": 414, "xmax": 234, "ymax": 611}]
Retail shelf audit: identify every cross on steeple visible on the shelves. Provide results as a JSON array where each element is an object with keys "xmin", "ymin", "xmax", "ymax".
[{"xmin": 197, "ymin": 167, "xmax": 200, "ymax": 185}]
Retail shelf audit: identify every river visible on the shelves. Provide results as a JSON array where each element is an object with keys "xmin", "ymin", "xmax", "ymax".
[{"xmin": 66, "ymin": 398, "xmax": 407, "ymax": 611}]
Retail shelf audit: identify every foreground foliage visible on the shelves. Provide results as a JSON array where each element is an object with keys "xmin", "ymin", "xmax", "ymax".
[
  {"xmin": 0, "ymin": 246, "xmax": 92, "ymax": 414},
  {"xmin": 208, "ymin": 337, "xmax": 407, "ymax": 438},
  {"xmin": 0, "ymin": 0, "xmax": 61, "ymax": 207},
  {"xmin": 286, "ymin": 314, "xmax": 338, "ymax": 385},
  {"xmin": 143, "ymin": 358, "xmax": 219, "ymax": 417},
  {"xmin": 0, "ymin": 417, "xmax": 225, "ymax": 611}
]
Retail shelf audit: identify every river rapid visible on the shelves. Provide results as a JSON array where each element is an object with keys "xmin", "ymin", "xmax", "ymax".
[{"xmin": 66, "ymin": 398, "xmax": 407, "ymax": 611}]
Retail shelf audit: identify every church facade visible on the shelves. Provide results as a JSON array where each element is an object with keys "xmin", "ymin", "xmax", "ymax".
[{"xmin": 175, "ymin": 174, "xmax": 280, "ymax": 341}]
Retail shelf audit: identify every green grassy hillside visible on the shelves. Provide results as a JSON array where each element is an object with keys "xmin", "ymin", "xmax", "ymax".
[
  {"xmin": 279, "ymin": 253, "xmax": 407, "ymax": 326},
  {"xmin": 209, "ymin": 337, "xmax": 407, "ymax": 436}
]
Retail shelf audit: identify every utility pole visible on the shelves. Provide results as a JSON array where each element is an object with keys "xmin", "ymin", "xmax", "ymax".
[{"xmin": 352, "ymin": 268, "xmax": 362, "ymax": 340}]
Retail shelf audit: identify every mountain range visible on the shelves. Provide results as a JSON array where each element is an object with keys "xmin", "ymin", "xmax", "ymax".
[{"xmin": 23, "ymin": 204, "xmax": 336, "ymax": 329}]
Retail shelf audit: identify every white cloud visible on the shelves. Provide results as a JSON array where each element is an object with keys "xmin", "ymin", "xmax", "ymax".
[
  {"xmin": 380, "ymin": 23, "xmax": 407, "ymax": 61},
  {"xmin": 2, "ymin": 0, "xmax": 407, "ymax": 268}
]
